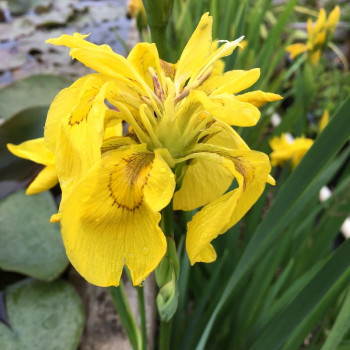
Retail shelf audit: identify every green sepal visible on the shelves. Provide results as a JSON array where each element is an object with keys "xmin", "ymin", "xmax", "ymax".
[
  {"xmin": 155, "ymin": 236, "xmax": 180, "ymax": 321},
  {"xmin": 156, "ymin": 270, "xmax": 179, "ymax": 322}
]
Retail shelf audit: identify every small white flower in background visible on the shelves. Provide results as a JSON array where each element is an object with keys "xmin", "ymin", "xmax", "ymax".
[
  {"xmin": 341, "ymin": 218, "xmax": 350, "ymax": 240},
  {"xmin": 319, "ymin": 186, "xmax": 332, "ymax": 202},
  {"xmin": 271, "ymin": 112, "xmax": 281, "ymax": 127}
]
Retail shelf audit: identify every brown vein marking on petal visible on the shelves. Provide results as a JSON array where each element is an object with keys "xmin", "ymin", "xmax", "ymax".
[
  {"xmin": 189, "ymin": 150, "xmax": 254, "ymax": 191},
  {"xmin": 101, "ymin": 137, "xmax": 136, "ymax": 154},
  {"xmin": 108, "ymin": 152, "xmax": 155, "ymax": 211},
  {"xmin": 68, "ymin": 105, "xmax": 92, "ymax": 125}
]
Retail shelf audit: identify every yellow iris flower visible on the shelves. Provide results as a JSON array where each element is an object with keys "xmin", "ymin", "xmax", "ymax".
[
  {"xmin": 41, "ymin": 13, "xmax": 281, "ymax": 287},
  {"xmin": 286, "ymin": 6, "xmax": 340, "ymax": 65},
  {"xmin": 269, "ymin": 133, "xmax": 313, "ymax": 168},
  {"xmin": 7, "ymin": 138, "xmax": 58, "ymax": 195}
]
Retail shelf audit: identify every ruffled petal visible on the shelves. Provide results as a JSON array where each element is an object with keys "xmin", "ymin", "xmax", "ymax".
[
  {"xmin": 26, "ymin": 165, "xmax": 58, "ymax": 195},
  {"xmin": 185, "ymin": 145, "xmax": 271, "ymax": 265},
  {"xmin": 7, "ymin": 138, "xmax": 54, "ymax": 166},
  {"xmin": 60, "ymin": 145, "xmax": 173, "ymax": 286}
]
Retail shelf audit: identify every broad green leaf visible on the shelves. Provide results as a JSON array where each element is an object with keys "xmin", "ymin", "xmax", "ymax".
[
  {"xmin": 251, "ymin": 260, "xmax": 324, "ymax": 341},
  {"xmin": 0, "ymin": 190, "xmax": 68, "ymax": 281},
  {"xmin": 0, "ymin": 279, "xmax": 84, "ymax": 350},
  {"xmin": 0, "ymin": 75, "xmax": 71, "ymax": 120},
  {"xmin": 195, "ymin": 97, "xmax": 350, "ymax": 349}
]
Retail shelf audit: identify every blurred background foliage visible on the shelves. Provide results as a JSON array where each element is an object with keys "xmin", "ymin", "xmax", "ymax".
[{"xmin": 0, "ymin": 0, "xmax": 349, "ymax": 349}]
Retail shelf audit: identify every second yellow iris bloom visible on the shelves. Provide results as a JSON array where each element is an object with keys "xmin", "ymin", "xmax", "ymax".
[{"xmin": 286, "ymin": 6, "xmax": 340, "ymax": 65}]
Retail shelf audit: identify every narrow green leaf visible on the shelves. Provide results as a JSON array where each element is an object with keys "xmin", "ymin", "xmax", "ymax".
[
  {"xmin": 250, "ymin": 239, "xmax": 350, "ymax": 350},
  {"xmin": 109, "ymin": 283, "xmax": 142, "ymax": 350},
  {"xmin": 320, "ymin": 287, "xmax": 350, "ymax": 350}
]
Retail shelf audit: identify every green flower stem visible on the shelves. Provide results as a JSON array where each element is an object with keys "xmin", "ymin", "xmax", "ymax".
[
  {"xmin": 159, "ymin": 319, "xmax": 172, "ymax": 350},
  {"xmin": 136, "ymin": 286, "xmax": 147, "ymax": 350},
  {"xmin": 161, "ymin": 199, "xmax": 174, "ymax": 237},
  {"xmin": 159, "ymin": 199, "xmax": 175, "ymax": 350},
  {"xmin": 142, "ymin": 0, "xmax": 174, "ymax": 60},
  {"xmin": 109, "ymin": 282, "xmax": 142, "ymax": 350}
]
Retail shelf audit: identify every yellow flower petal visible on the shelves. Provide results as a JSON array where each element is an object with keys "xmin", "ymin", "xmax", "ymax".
[
  {"xmin": 7, "ymin": 138, "xmax": 54, "ymax": 165},
  {"xmin": 46, "ymin": 33, "xmax": 104, "ymax": 50},
  {"xmin": 314, "ymin": 31, "xmax": 326, "ymax": 47},
  {"xmin": 127, "ymin": 42, "xmax": 163, "ymax": 90},
  {"xmin": 201, "ymin": 69, "xmax": 260, "ymax": 95},
  {"xmin": 314, "ymin": 8, "xmax": 326, "ymax": 34},
  {"xmin": 60, "ymin": 145, "xmax": 172, "ymax": 286},
  {"xmin": 48, "ymin": 33, "xmax": 151, "ymax": 95},
  {"xmin": 173, "ymin": 157, "xmax": 233, "ymax": 211},
  {"xmin": 54, "ymin": 81, "xmax": 109, "ymax": 198},
  {"xmin": 237, "ymin": 90, "xmax": 283, "ymax": 107},
  {"xmin": 187, "ymin": 37, "xmax": 244, "ymax": 89},
  {"xmin": 50, "ymin": 213, "xmax": 61, "ymax": 223},
  {"xmin": 104, "ymin": 119, "xmax": 123, "ymax": 140},
  {"xmin": 269, "ymin": 134, "xmax": 313, "ymax": 168},
  {"xmin": 185, "ymin": 146, "xmax": 271, "ymax": 264},
  {"xmin": 142, "ymin": 152, "xmax": 175, "ymax": 212},
  {"xmin": 101, "ymin": 136, "xmax": 137, "ymax": 154},
  {"xmin": 286, "ymin": 43, "xmax": 308, "ymax": 59},
  {"xmin": 194, "ymin": 90, "xmax": 260, "ymax": 126},
  {"xmin": 307, "ymin": 18, "xmax": 313, "ymax": 36},
  {"xmin": 44, "ymin": 74, "xmax": 107, "ymax": 153},
  {"xmin": 326, "ymin": 6, "xmax": 340, "ymax": 34},
  {"xmin": 175, "ymin": 13, "xmax": 213, "ymax": 91},
  {"xmin": 26, "ymin": 165, "xmax": 58, "ymax": 195}
]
